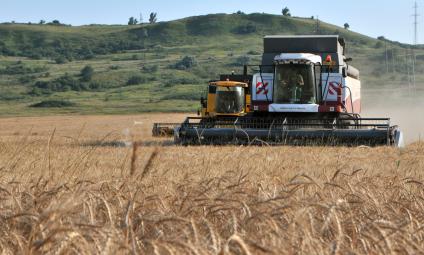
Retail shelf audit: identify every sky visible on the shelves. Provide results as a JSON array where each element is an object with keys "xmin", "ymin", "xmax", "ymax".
[{"xmin": 0, "ymin": 0, "xmax": 421, "ymax": 44}]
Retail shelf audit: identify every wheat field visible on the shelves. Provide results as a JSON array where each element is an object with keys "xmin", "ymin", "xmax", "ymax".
[{"xmin": 0, "ymin": 114, "xmax": 423, "ymax": 254}]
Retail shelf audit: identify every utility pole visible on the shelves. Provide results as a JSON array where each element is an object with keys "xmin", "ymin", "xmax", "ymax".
[
  {"xmin": 315, "ymin": 16, "xmax": 320, "ymax": 35},
  {"xmin": 411, "ymin": 48, "xmax": 417, "ymax": 90},
  {"xmin": 413, "ymin": 1, "xmax": 419, "ymax": 45},
  {"xmin": 405, "ymin": 48, "xmax": 412, "ymax": 96},
  {"xmin": 385, "ymin": 40, "xmax": 389, "ymax": 73},
  {"xmin": 412, "ymin": 1, "xmax": 418, "ymax": 90},
  {"xmin": 391, "ymin": 47, "xmax": 396, "ymax": 73}
]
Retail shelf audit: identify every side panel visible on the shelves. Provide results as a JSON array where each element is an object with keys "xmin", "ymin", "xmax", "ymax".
[
  {"xmin": 251, "ymin": 73, "xmax": 274, "ymax": 112},
  {"xmin": 252, "ymin": 73, "xmax": 274, "ymax": 101},
  {"xmin": 344, "ymin": 77, "xmax": 361, "ymax": 114},
  {"xmin": 321, "ymin": 73, "xmax": 344, "ymax": 103},
  {"xmin": 319, "ymin": 73, "xmax": 361, "ymax": 114},
  {"xmin": 206, "ymin": 86, "xmax": 216, "ymax": 115},
  {"xmin": 319, "ymin": 73, "xmax": 344, "ymax": 113}
]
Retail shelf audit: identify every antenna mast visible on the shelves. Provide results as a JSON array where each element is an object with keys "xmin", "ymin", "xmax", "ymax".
[
  {"xmin": 315, "ymin": 16, "xmax": 320, "ymax": 35},
  {"xmin": 412, "ymin": 1, "xmax": 419, "ymax": 91},
  {"xmin": 413, "ymin": 1, "xmax": 419, "ymax": 45}
]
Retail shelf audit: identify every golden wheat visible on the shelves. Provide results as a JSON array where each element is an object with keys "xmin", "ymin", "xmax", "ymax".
[{"xmin": 0, "ymin": 114, "xmax": 423, "ymax": 254}]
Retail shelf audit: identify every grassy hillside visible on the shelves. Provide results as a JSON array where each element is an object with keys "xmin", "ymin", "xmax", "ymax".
[{"xmin": 0, "ymin": 13, "xmax": 423, "ymax": 116}]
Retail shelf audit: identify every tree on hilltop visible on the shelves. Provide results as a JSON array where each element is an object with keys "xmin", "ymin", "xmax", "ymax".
[
  {"xmin": 149, "ymin": 13, "xmax": 157, "ymax": 24},
  {"xmin": 282, "ymin": 7, "xmax": 291, "ymax": 17},
  {"xmin": 128, "ymin": 17, "xmax": 138, "ymax": 25}
]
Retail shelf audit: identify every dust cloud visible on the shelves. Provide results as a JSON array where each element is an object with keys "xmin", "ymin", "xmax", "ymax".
[{"xmin": 362, "ymin": 88, "xmax": 424, "ymax": 144}]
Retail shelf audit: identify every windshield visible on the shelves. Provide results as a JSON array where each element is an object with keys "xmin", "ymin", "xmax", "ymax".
[
  {"xmin": 215, "ymin": 86, "xmax": 244, "ymax": 114},
  {"xmin": 274, "ymin": 64, "xmax": 316, "ymax": 104}
]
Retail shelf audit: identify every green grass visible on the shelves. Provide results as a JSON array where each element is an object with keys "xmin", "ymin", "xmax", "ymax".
[{"xmin": 0, "ymin": 13, "xmax": 423, "ymax": 116}]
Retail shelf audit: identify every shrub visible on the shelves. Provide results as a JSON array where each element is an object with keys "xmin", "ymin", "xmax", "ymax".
[
  {"xmin": 247, "ymin": 50, "xmax": 260, "ymax": 55},
  {"xmin": 142, "ymin": 65, "xmax": 159, "ymax": 73},
  {"xmin": 0, "ymin": 62, "xmax": 49, "ymax": 75},
  {"xmin": 374, "ymin": 41, "xmax": 384, "ymax": 49},
  {"xmin": 33, "ymin": 74, "xmax": 90, "ymax": 92},
  {"xmin": 51, "ymin": 20, "xmax": 61, "ymax": 25},
  {"xmin": 29, "ymin": 87, "xmax": 51, "ymax": 96},
  {"xmin": 109, "ymin": 65, "xmax": 120, "ymax": 70},
  {"xmin": 55, "ymin": 56, "xmax": 68, "ymax": 64},
  {"xmin": 89, "ymin": 82, "xmax": 103, "ymax": 90},
  {"xmin": 19, "ymin": 75, "xmax": 37, "ymax": 84},
  {"xmin": 80, "ymin": 65, "xmax": 94, "ymax": 82},
  {"xmin": 127, "ymin": 75, "xmax": 147, "ymax": 85},
  {"xmin": 174, "ymin": 56, "xmax": 197, "ymax": 70},
  {"xmin": 30, "ymin": 100, "xmax": 76, "ymax": 108}
]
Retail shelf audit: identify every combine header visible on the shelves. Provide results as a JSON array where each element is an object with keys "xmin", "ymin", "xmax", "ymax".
[{"xmin": 153, "ymin": 35, "xmax": 404, "ymax": 147}]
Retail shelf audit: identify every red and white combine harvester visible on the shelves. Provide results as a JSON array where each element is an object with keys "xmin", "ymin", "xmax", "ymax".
[{"xmin": 155, "ymin": 35, "xmax": 404, "ymax": 147}]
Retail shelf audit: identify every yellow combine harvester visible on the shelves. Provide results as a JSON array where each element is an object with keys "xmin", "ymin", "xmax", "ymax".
[
  {"xmin": 152, "ymin": 80, "xmax": 250, "ymax": 136},
  {"xmin": 201, "ymin": 80, "xmax": 250, "ymax": 117}
]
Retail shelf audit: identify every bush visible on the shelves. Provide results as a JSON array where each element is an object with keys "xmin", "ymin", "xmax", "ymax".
[
  {"xmin": 374, "ymin": 41, "xmax": 384, "ymax": 49},
  {"xmin": 109, "ymin": 65, "xmax": 120, "ymax": 70},
  {"xmin": 0, "ymin": 62, "xmax": 49, "ymax": 75},
  {"xmin": 80, "ymin": 65, "xmax": 94, "ymax": 82},
  {"xmin": 142, "ymin": 65, "xmax": 159, "ymax": 73},
  {"xmin": 33, "ymin": 74, "xmax": 90, "ymax": 92},
  {"xmin": 30, "ymin": 100, "xmax": 76, "ymax": 108},
  {"xmin": 55, "ymin": 56, "xmax": 68, "ymax": 64},
  {"xmin": 174, "ymin": 56, "xmax": 197, "ymax": 70},
  {"xmin": 89, "ymin": 82, "xmax": 103, "ymax": 90},
  {"xmin": 19, "ymin": 75, "xmax": 37, "ymax": 84},
  {"xmin": 247, "ymin": 50, "xmax": 260, "ymax": 55},
  {"xmin": 50, "ymin": 20, "xmax": 61, "ymax": 25},
  {"xmin": 127, "ymin": 75, "xmax": 147, "ymax": 85},
  {"xmin": 29, "ymin": 87, "xmax": 51, "ymax": 96}
]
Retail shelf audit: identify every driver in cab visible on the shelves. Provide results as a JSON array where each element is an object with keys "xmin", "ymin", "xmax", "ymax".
[{"xmin": 279, "ymin": 69, "xmax": 304, "ymax": 103}]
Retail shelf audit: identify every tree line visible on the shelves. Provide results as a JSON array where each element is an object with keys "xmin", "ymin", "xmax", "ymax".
[{"xmin": 128, "ymin": 13, "xmax": 157, "ymax": 25}]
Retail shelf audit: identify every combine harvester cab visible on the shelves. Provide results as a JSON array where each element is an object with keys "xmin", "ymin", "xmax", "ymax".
[{"xmin": 172, "ymin": 35, "xmax": 404, "ymax": 147}]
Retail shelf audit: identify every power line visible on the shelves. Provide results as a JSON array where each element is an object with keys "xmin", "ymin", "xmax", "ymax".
[
  {"xmin": 315, "ymin": 15, "xmax": 320, "ymax": 35},
  {"xmin": 385, "ymin": 40, "xmax": 389, "ymax": 73},
  {"xmin": 413, "ymin": 1, "xmax": 419, "ymax": 45},
  {"xmin": 411, "ymin": 2, "xmax": 418, "ymax": 92}
]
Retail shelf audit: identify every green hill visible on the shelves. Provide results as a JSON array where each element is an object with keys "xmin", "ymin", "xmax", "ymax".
[{"xmin": 0, "ymin": 13, "xmax": 422, "ymax": 116}]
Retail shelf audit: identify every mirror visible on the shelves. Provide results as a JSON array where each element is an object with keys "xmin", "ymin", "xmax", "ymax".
[{"xmin": 342, "ymin": 67, "xmax": 347, "ymax": 78}]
